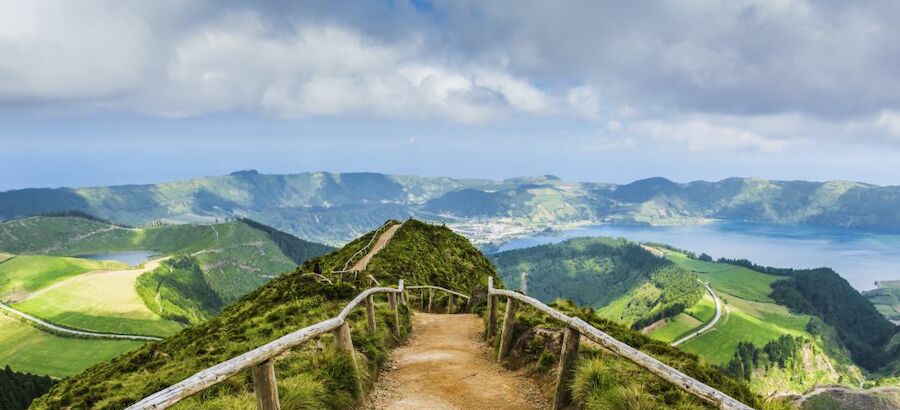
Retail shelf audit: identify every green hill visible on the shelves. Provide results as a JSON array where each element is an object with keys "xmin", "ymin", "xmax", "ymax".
[
  {"xmin": 490, "ymin": 239, "xmax": 878, "ymax": 397},
  {"xmin": 5, "ymin": 171, "xmax": 900, "ymax": 245},
  {"xmin": 491, "ymin": 237, "xmax": 703, "ymax": 327},
  {"xmin": 864, "ymin": 280, "xmax": 900, "ymax": 322},
  {"xmin": 0, "ymin": 215, "xmax": 333, "ymax": 379}
]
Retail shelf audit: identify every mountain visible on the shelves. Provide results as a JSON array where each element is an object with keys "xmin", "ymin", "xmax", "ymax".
[
  {"xmin": 4, "ymin": 171, "xmax": 900, "ymax": 245},
  {"xmin": 864, "ymin": 280, "xmax": 900, "ymax": 323},
  {"xmin": 31, "ymin": 220, "xmax": 759, "ymax": 409}
]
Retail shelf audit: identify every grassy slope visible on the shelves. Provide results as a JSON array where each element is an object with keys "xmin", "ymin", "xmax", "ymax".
[
  {"xmin": 864, "ymin": 280, "xmax": 900, "ymax": 321},
  {"xmin": 33, "ymin": 219, "xmax": 489, "ymax": 409},
  {"xmin": 0, "ymin": 255, "xmax": 125, "ymax": 300},
  {"xmin": 667, "ymin": 252, "xmax": 779, "ymax": 302},
  {"xmin": 648, "ymin": 293, "xmax": 717, "ymax": 343},
  {"xmin": 0, "ymin": 314, "xmax": 142, "ymax": 378},
  {"xmin": 13, "ymin": 267, "xmax": 182, "ymax": 337}
]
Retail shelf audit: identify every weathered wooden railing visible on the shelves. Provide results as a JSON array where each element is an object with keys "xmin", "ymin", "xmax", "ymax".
[
  {"xmin": 486, "ymin": 277, "xmax": 753, "ymax": 410},
  {"xmin": 406, "ymin": 285, "xmax": 471, "ymax": 313},
  {"xmin": 126, "ymin": 280, "xmax": 406, "ymax": 410}
]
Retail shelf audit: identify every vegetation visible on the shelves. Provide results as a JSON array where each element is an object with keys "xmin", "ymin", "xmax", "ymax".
[
  {"xmin": 724, "ymin": 335, "xmax": 803, "ymax": 380},
  {"xmin": 0, "ymin": 255, "xmax": 125, "ymax": 301},
  {"xmin": 770, "ymin": 269, "xmax": 898, "ymax": 373},
  {"xmin": 0, "ymin": 365, "xmax": 54, "ymax": 410},
  {"xmin": 0, "ymin": 314, "xmax": 142, "ymax": 378},
  {"xmin": 135, "ymin": 256, "xmax": 224, "ymax": 325},
  {"xmin": 31, "ymin": 219, "xmax": 488, "ymax": 409},
  {"xmin": 497, "ymin": 299, "xmax": 759, "ymax": 409},
  {"xmin": 492, "ymin": 237, "xmax": 702, "ymax": 327},
  {"xmin": 863, "ymin": 280, "xmax": 900, "ymax": 322}
]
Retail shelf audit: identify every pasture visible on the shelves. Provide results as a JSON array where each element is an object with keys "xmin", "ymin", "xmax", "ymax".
[
  {"xmin": 0, "ymin": 314, "xmax": 143, "ymax": 378},
  {"xmin": 13, "ymin": 263, "xmax": 183, "ymax": 337},
  {"xmin": 0, "ymin": 255, "xmax": 125, "ymax": 301},
  {"xmin": 667, "ymin": 252, "xmax": 781, "ymax": 302}
]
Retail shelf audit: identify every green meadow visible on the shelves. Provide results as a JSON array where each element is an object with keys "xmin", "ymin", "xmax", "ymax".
[
  {"xmin": 0, "ymin": 314, "xmax": 142, "ymax": 378},
  {"xmin": 0, "ymin": 255, "xmax": 125, "ymax": 300},
  {"xmin": 666, "ymin": 252, "xmax": 780, "ymax": 302},
  {"xmin": 647, "ymin": 313, "xmax": 702, "ymax": 343}
]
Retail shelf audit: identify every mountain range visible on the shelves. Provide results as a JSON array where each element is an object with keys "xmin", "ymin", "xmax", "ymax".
[{"xmin": 2, "ymin": 171, "xmax": 900, "ymax": 245}]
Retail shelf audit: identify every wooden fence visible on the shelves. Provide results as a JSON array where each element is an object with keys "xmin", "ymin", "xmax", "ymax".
[
  {"xmin": 486, "ymin": 277, "xmax": 753, "ymax": 410},
  {"xmin": 126, "ymin": 280, "xmax": 409, "ymax": 410}
]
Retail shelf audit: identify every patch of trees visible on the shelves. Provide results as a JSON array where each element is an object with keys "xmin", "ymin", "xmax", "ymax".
[
  {"xmin": 724, "ymin": 335, "xmax": 803, "ymax": 380},
  {"xmin": 770, "ymin": 269, "xmax": 898, "ymax": 372},
  {"xmin": 237, "ymin": 218, "xmax": 335, "ymax": 264},
  {"xmin": 631, "ymin": 303, "xmax": 687, "ymax": 330},
  {"xmin": 0, "ymin": 366, "xmax": 53, "ymax": 410}
]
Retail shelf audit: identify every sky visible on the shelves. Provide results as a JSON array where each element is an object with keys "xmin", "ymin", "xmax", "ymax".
[{"xmin": 3, "ymin": 0, "xmax": 900, "ymax": 190}]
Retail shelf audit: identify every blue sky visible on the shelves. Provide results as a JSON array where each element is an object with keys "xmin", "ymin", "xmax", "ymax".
[{"xmin": 3, "ymin": 1, "xmax": 900, "ymax": 190}]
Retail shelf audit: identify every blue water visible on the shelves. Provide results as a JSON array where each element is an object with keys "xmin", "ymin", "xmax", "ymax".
[
  {"xmin": 494, "ymin": 222, "xmax": 900, "ymax": 291},
  {"xmin": 76, "ymin": 251, "xmax": 157, "ymax": 266}
]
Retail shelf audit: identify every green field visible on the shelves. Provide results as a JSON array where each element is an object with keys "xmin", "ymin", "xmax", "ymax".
[
  {"xmin": 679, "ymin": 291, "xmax": 811, "ymax": 365},
  {"xmin": 685, "ymin": 293, "xmax": 716, "ymax": 323},
  {"xmin": 667, "ymin": 252, "xmax": 781, "ymax": 302},
  {"xmin": 648, "ymin": 313, "xmax": 702, "ymax": 343},
  {"xmin": 0, "ymin": 314, "xmax": 142, "ymax": 378},
  {"xmin": 0, "ymin": 255, "xmax": 125, "ymax": 301},
  {"xmin": 13, "ymin": 263, "xmax": 183, "ymax": 336}
]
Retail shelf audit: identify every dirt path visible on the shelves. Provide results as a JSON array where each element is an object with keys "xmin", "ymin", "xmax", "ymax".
[
  {"xmin": 351, "ymin": 223, "xmax": 402, "ymax": 272},
  {"xmin": 366, "ymin": 313, "xmax": 548, "ymax": 410}
]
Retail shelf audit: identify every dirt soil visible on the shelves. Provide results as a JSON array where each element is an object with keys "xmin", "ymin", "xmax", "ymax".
[{"xmin": 365, "ymin": 312, "xmax": 548, "ymax": 410}]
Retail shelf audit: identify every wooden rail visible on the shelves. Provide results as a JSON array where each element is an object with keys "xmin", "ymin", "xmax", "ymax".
[
  {"xmin": 127, "ymin": 280, "xmax": 405, "ymax": 410},
  {"xmin": 486, "ymin": 277, "xmax": 753, "ymax": 410},
  {"xmin": 407, "ymin": 285, "xmax": 470, "ymax": 314}
]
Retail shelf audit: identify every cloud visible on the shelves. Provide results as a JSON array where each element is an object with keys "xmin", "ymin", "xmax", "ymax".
[
  {"xmin": 876, "ymin": 110, "xmax": 900, "ymax": 137},
  {"xmin": 632, "ymin": 117, "xmax": 791, "ymax": 154},
  {"xmin": 566, "ymin": 84, "xmax": 600, "ymax": 118}
]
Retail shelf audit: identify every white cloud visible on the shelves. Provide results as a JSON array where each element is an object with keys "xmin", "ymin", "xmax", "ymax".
[
  {"xmin": 633, "ymin": 118, "xmax": 791, "ymax": 153},
  {"xmin": 566, "ymin": 84, "xmax": 600, "ymax": 118},
  {"xmin": 875, "ymin": 110, "xmax": 900, "ymax": 137}
]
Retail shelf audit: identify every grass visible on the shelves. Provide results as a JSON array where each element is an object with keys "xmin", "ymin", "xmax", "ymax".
[
  {"xmin": 667, "ymin": 252, "xmax": 780, "ymax": 302},
  {"xmin": 0, "ymin": 252, "xmax": 12, "ymax": 263},
  {"xmin": 13, "ymin": 266, "xmax": 183, "ymax": 337},
  {"xmin": 686, "ymin": 293, "xmax": 716, "ymax": 323},
  {"xmin": 648, "ymin": 313, "xmax": 702, "ymax": 343},
  {"xmin": 0, "ymin": 314, "xmax": 143, "ymax": 378},
  {"xmin": 679, "ymin": 291, "xmax": 811, "ymax": 365},
  {"xmin": 0, "ymin": 255, "xmax": 125, "ymax": 300}
]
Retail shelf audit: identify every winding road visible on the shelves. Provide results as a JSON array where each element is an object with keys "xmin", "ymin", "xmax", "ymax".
[
  {"xmin": 672, "ymin": 282, "xmax": 723, "ymax": 347},
  {"xmin": 0, "ymin": 301, "xmax": 162, "ymax": 341}
]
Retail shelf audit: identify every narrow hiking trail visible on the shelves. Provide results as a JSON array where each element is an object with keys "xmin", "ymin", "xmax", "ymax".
[
  {"xmin": 351, "ymin": 223, "xmax": 402, "ymax": 272},
  {"xmin": 366, "ymin": 313, "xmax": 547, "ymax": 410}
]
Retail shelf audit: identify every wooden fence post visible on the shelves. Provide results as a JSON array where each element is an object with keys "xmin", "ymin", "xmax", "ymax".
[
  {"xmin": 497, "ymin": 298, "xmax": 518, "ymax": 361},
  {"xmin": 389, "ymin": 293, "xmax": 400, "ymax": 335},
  {"xmin": 448, "ymin": 294, "xmax": 455, "ymax": 313},
  {"xmin": 333, "ymin": 322, "xmax": 364, "ymax": 397},
  {"xmin": 421, "ymin": 289, "xmax": 426, "ymax": 311},
  {"xmin": 252, "ymin": 359, "xmax": 280, "ymax": 410},
  {"xmin": 553, "ymin": 327, "xmax": 581, "ymax": 410},
  {"xmin": 427, "ymin": 289, "xmax": 434, "ymax": 313},
  {"xmin": 366, "ymin": 297, "xmax": 377, "ymax": 334},
  {"xmin": 487, "ymin": 294, "xmax": 498, "ymax": 338}
]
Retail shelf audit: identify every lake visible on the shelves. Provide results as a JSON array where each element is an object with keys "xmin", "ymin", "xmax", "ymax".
[
  {"xmin": 77, "ymin": 251, "xmax": 157, "ymax": 266},
  {"xmin": 494, "ymin": 222, "xmax": 900, "ymax": 291}
]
